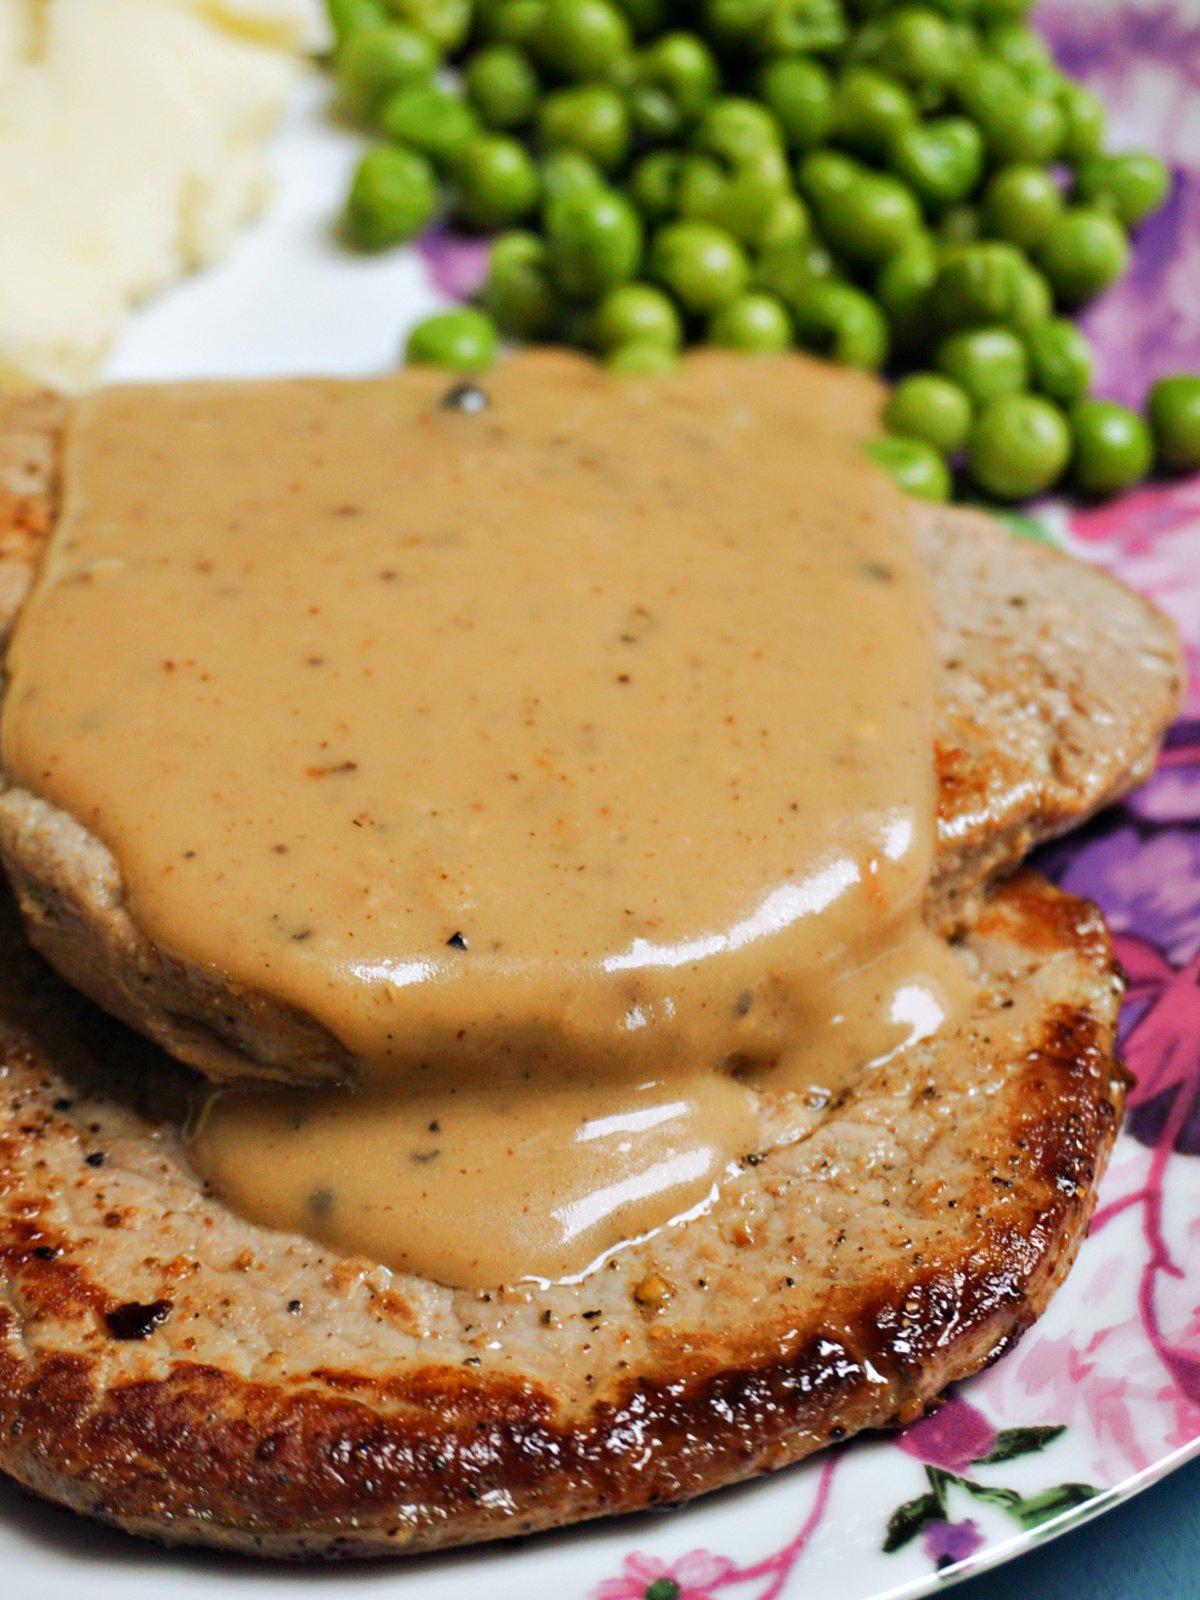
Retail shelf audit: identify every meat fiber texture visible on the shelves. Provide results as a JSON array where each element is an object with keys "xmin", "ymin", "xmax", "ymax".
[
  {"xmin": 0, "ymin": 392, "xmax": 1182, "ymax": 1087},
  {"xmin": 0, "ymin": 389, "xmax": 1176, "ymax": 1556},
  {"xmin": 0, "ymin": 870, "xmax": 1127, "ymax": 1554}
]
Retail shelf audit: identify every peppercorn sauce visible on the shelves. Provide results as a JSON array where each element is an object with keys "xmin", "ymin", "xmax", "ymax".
[{"xmin": 1, "ymin": 349, "xmax": 971, "ymax": 1288}]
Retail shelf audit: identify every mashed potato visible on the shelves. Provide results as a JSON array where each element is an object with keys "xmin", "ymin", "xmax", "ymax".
[{"xmin": 0, "ymin": 0, "xmax": 329, "ymax": 389}]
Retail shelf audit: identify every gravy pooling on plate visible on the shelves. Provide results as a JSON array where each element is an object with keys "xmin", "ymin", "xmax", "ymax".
[{"xmin": 0, "ymin": 350, "xmax": 971, "ymax": 1287}]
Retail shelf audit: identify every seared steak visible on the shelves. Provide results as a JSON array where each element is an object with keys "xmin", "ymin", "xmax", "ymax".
[
  {"xmin": 0, "ymin": 870, "xmax": 1124, "ymax": 1555},
  {"xmin": 0, "ymin": 394, "xmax": 1182, "ymax": 1086}
]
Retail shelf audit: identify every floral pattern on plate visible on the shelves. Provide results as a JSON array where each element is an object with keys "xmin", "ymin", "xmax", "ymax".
[{"xmin": 575, "ymin": 5, "xmax": 1200, "ymax": 1595}]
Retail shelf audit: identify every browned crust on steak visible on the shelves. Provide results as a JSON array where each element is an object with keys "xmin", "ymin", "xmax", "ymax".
[
  {"xmin": 0, "ymin": 870, "xmax": 1125, "ymax": 1555},
  {"xmin": 0, "ymin": 393, "xmax": 1182, "ymax": 1086},
  {"xmin": 916, "ymin": 503, "xmax": 1183, "ymax": 930}
]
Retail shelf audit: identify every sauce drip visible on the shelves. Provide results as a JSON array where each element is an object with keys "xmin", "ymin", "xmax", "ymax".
[{"xmin": 2, "ymin": 350, "xmax": 966, "ymax": 1287}]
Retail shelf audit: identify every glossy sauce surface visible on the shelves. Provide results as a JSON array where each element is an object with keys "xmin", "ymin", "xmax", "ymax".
[{"xmin": 2, "ymin": 350, "xmax": 965, "ymax": 1286}]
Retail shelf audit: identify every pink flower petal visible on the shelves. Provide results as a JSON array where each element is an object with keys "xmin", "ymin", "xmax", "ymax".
[
  {"xmin": 673, "ymin": 1549, "xmax": 735, "ymax": 1586},
  {"xmin": 897, "ymin": 1394, "xmax": 997, "ymax": 1472}
]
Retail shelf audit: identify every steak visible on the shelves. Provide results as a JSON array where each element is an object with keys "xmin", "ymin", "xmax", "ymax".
[
  {"xmin": 0, "ymin": 393, "xmax": 1183, "ymax": 1086},
  {"xmin": 0, "ymin": 869, "xmax": 1125, "ymax": 1555}
]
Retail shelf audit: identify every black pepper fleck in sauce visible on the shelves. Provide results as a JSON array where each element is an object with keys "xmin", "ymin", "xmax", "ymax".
[
  {"xmin": 11, "ymin": 353, "xmax": 967, "ymax": 1292},
  {"xmin": 439, "ymin": 382, "xmax": 490, "ymax": 414}
]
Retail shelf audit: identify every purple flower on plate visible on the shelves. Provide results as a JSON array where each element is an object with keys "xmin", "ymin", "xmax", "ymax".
[
  {"xmin": 1035, "ymin": 0, "xmax": 1200, "ymax": 405},
  {"xmin": 1125, "ymin": 725, "xmax": 1200, "ymax": 824},
  {"xmin": 415, "ymin": 224, "xmax": 491, "ymax": 302},
  {"xmin": 1078, "ymin": 173, "xmax": 1200, "ymax": 408},
  {"xmin": 897, "ymin": 1395, "xmax": 997, "ymax": 1473},
  {"xmin": 1036, "ymin": 722, "xmax": 1200, "ymax": 966},
  {"xmin": 1048, "ymin": 826, "xmax": 1200, "ymax": 968},
  {"xmin": 921, "ymin": 1517, "xmax": 985, "ymax": 1568},
  {"xmin": 1119, "ymin": 939, "xmax": 1200, "ymax": 1153}
]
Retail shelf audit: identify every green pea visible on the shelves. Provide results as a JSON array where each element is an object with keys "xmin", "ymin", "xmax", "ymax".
[
  {"xmin": 864, "ymin": 436, "xmax": 952, "ymax": 500},
  {"xmin": 982, "ymin": 22, "xmax": 1052, "ymax": 80},
  {"xmin": 758, "ymin": 57, "xmax": 835, "ymax": 152},
  {"xmin": 648, "ymin": 221, "xmax": 750, "ymax": 314},
  {"xmin": 753, "ymin": 0, "xmax": 849, "ymax": 57},
  {"xmin": 1074, "ymin": 152, "xmax": 1171, "ymax": 229},
  {"xmin": 973, "ymin": 0, "xmax": 1035, "ymax": 22},
  {"xmin": 759, "ymin": 193, "xmax": 810, "ymax": 249},
  {"xmin": 792, "ymin": 281, "xmax": 889, "ymax": 369},
  {"xmin": 943, "ymin": 15, "xmax": 980, "ymax": 54},
  {"xmin": 1148, "ymin": 375, "xmax": 1200, "ymax": 473},
  {"xmin": 937, "ymin": 204, "xmax": 982, "ymax": 245},
  {"xmin": 484, "ymin": 0, "xmax": 546, "ymax": 43},
  {"xmin": 678, "ymin": 148, "xmax": 791, "ymax": 246},
  {"xmin": 843, "ymin": 14, "xmax": 888, "ymax": 65},
  {"xmin": 612, "ymin": 0, "xmax": 671, "ymax": 39},
  {"xmin": 708, "ymin": 292, "xmax": 793, "ymax": 351},
  {"xmin": 381, "ymin": 86, "xmax": 478, "ymax": 166},
  {"xmin": 954, "ymin": 54, "xmax": 1019, "ymax": 118},
  {"xmin": 955, "ymin": 58, "xmax": 1063, "ymax": 163},
  {"xmin": 676, "ymin": 155, "xmax": 724, "ymax": 217},
  {"xmin": 451, "ymin": 134, "xmax": 539, "ymax": 228},
  {"xmin": 336, "ymin": 24, "xmax": 439, "ymax": 121},
  {"xmin": 539, "ymin": 85, "xmax": 630, "ymax": 172},
  {"xmin": 967, "ymin": 393, "xmax": 1071, "ymax": 499},
  {"xmin": 981, "ymin": 164, "xmax": 1063, "ymax": 249},
  {"xmin": 1018, "ymin": 63, "xmax": 1065, "ymax": 101},
  {"xmin": 590, "ymin": 282, "xmax": 683, "ymax": 349},
  {"xmin": 1037, "ymin": 207, "xmax": 1130, "ymax": 307},
  {"xmin": 482, "ymin": 231, "xmax": 559, "ymax": 336},
  {"xmin": 606, "ymin": 341, "xmax": 680, "ymax": 374},
  {"xmin": 465, "ymin": 46, "xmax": 539, "ymax": 129},
  {"xmin": 937, "ymin": 325, "xmax": 1029, "ymax": 403},
  {"xmin": 540, "ymin": 148, "xmax": 605, "ymax": 204},
  {"xmin": 1069, "ymin": 399, "xmax": 1153, "ymax": 496},
  {"xmin": 875, "ymin": 234, "xmax": 937, "ymax": 346},
  {"xmin": 977, "ymin": 91, "xmax": 1065, "ymax": 165},
  {"xmin": 703, "ymin": 0, "xmax": 775, "ymax": 47},
  {"xmin": 913, "ymin": 0, "xmax": 977, "ymax": 19},
  {"xmin": 796, "ymin": 149, "xmax": 860, "ymax": 207},
  {"xmin": 933, "ymin": 242, "xmax": 1028, "ymax": 328},
  {"xmin": 755, "ymin": 238, "xmax": 837, "ymax": 314},
  {"xmin": 385, "ymin": 0, "xmax": 471, "ymax": 51},
  {"xmin": 328, "ymin": 0, "xmax": 388, "ymax": 48},
  {"xmin": 890, "ymin": 118, "xmax": 983, "ymax": 209},
  {"xmin": 627, "ymin": 33, "xmax": 720, "ymax": 139},
  {"xmin": 628, "ymin": 151, "xmax": 683, "ymax": 221},
  {"xmin": 1057, "ymin": 82, "xmax": 1106, "ymax": 163},
  {"xmin": 406, "ymin": 308, "xmax": 499, "ymax": 370},
  {"xmin": 883, "ymin": 372, "xmax": 973, "ymax": 451},
  {"xmin": 344, "ymin": 144, "xmax": 439, "ymax": 248},
  {"xmin": 545, "ymin": 187, "xmax": 643, "ymax": 298},
  {"xmin": 693, "ymin": 97, "xmax": 784, "ymax": 164},
  {"xmin": 1023, "ymin": 318, "xmax": 1093, "ymax": 405},
  {"xmin": 832, "ymin": 68, "xmax": 916, "ymax": 160},
  {"xmin": 1009, "ymin": 260, "xmax": 1053, "ymax": 329},
  {"xmin": 880, "ymin": 7, "xmax": 960, "ymax": 86},
  {"xmin": 815, "ymin": 171, "xmax": 923, "ymax": 265},
  {"xmin": 535, "ymin": 0, "xmax": 632, "ymax": 80}
]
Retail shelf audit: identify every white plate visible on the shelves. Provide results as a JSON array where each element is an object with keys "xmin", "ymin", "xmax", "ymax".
[{"xmin": 5, "ymin": 11, "xmax": 1200, "ymax": 1596}]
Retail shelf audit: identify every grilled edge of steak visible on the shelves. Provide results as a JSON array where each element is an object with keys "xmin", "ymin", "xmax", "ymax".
[
  {"xmin": 0, "ymin": 392, "xmax": 1182, "ymax": 1087},
  {"xmin": 0, "ymin": 870, "xmax": 1125, "ymax": 1556}
]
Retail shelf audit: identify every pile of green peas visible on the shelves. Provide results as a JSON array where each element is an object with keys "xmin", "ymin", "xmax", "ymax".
[{"xmin": 328, "ymin": 0, "xmax": 1200, "ymax": 502}]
